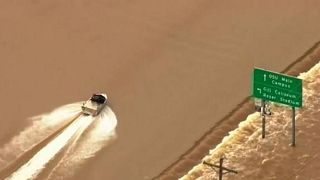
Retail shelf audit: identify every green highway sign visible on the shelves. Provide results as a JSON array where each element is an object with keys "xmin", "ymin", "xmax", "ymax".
[{"xmin": 252, "ymin": 68, "xmax": 302, "ymax": 107}]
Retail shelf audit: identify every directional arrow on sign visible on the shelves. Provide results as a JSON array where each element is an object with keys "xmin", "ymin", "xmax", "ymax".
[{"xmin": 257, "ymin": 88, "xmax": 261, "ymax": 93}]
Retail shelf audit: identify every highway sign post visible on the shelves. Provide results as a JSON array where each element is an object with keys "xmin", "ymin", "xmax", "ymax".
[
  {"xmin": 261, "ymin": 100, "xmax": 266, "ymax": 138},
  {"xmin": 292, "ymin": 107, "xmax": 296, "ymax": 146},
  {"xmin": 253, "ymin": 68, "xmax": 302, "ymax": 107},
  {"xmin": 252, "ymin": 68, "xmax": 302, "ymax": 146}
]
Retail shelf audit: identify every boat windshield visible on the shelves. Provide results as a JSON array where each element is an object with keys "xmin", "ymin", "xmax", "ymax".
[{"xmin": 90, "ymin": 94, "xmax": 106, "ymax": 104}]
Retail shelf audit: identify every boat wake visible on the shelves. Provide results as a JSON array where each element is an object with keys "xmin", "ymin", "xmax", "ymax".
[{"xmin": 0, "ymin": 102, "xmax": 117, "ymax": 180}]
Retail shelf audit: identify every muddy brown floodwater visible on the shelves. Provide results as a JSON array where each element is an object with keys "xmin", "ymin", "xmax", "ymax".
[{"xmin": 1, "ymin": 1, "xmax": 320, "ymax": 180}]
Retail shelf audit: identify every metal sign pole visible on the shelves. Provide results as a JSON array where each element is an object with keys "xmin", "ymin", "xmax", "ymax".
[
  {"xmin": 261, "ymin": 100, "xmax": 266, "ymax": 138},
  {"xmin": 291, "ymin": 107, "xmax": 296, "ymax": 147},
  {"xmin": 252, "ymin": 68, "xmax": 302, "ymax": 145}
]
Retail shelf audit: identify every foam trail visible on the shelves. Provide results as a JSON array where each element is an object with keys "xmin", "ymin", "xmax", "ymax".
[
  {"xmin": 47, "ymin": 106, "xmax": 117, "ymax": 179},
  {"xmin": 0, "ymin": 102, "xmax": 83, "ymax": 169},
  {"xmin": 0, "ymin": 102, "xmax": 117, "ymax": 180},
  {"xmin": 5, "ymin": 115, "xmax": 92, "ymax": 180}
]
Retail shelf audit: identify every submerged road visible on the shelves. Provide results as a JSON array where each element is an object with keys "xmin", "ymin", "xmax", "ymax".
[{"xmin": 1, "ymin": 1, "xmax": 320, "ymax": 180}]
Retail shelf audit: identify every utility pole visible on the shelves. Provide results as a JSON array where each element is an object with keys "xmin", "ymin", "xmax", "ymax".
[
  {"xmin": 219, "ymin": 158, "xmax": 223, "ymax": 180},
  {"xmin": 203, "ymin": 157, "xmax": 238, "ymax": 180}
]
